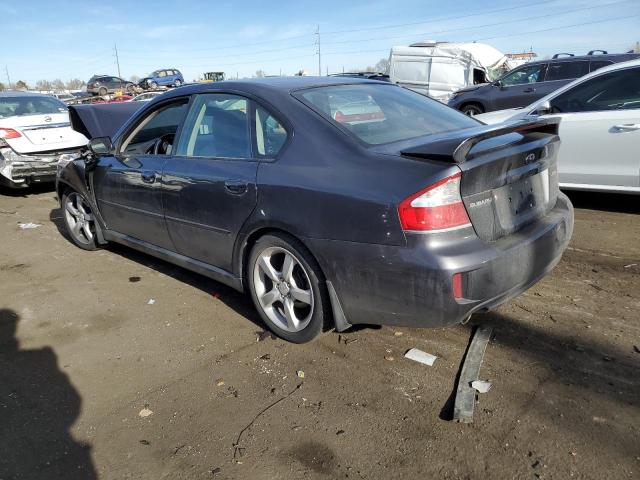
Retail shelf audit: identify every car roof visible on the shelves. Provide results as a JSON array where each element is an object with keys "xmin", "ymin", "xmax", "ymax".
[
  {"xmin": 0, "ymin": 91, "xmax": 50, "ymax": 98},
  {"xmin": 523, "ymin": 52, "xmax": 640, "ymax": 66},
  {"xmin": 161, "ymin": 76, "xmax": 393, "ymax": 99}
]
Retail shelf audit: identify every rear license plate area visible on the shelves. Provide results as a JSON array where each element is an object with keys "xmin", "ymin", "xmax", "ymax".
[{"xmin": 493, "ymin": 169, "xmax": 550, "ymax": 230}]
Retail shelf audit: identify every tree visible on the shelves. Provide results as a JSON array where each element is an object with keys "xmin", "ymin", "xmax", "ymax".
[
  {"xmin": 129, "ymin": 75, "xmax": 140, "ymax": 84},
  {"xmin": 0, "ymin": 82, "xmax": 5, "ymax": 91},
  {"xmin": 375, "ymin": 58, "xmax": 390, "ymax": 74},
  {"xmin": 629, "ymin": 42, "xmax": 640, "ymax": 53},
  {"xmin": 66, "ymin": 78, "xmax": 85, "ymax": 90},
  {"xmin": 15, "ymin": 80, "xmax": 28, "ymax": 90},
  {"xmin": 36, "ymin": 80, "xmax": 53, "ymax": 91},
  {"xmin": 254, "ymin": 69, "xmax": 265, "ymax": 78},
  {"xmin": 51, "ymin": 79, "xmax": 65, "ymax": 91}
]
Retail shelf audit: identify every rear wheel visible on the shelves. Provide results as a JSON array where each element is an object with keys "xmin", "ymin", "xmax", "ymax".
[
  {"xmin": 62, "ymin": 190, "xmax": 99, "ymax": 251},
  {"xmin": 174, "ymin": 79, "xmax": 182, "ymax": 87},
  {"xmin": 98, "ymin": 87, "xmax": 107, "ymax": 96},
  {"xmin": 461, "ymin": 103, "xmax": 484, "ymax": 116},
  {"xmin": 247, "ymin": 234, "xmax": 331, "ymax": 343}
]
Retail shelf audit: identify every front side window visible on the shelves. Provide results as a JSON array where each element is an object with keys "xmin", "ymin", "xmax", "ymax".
[
  {"xmin": 175, "ymin": 94, "xmax": 251, "ymax": 158},
  {"xmin": 255, "ymin": 106, "xmax": 288, "ymax": 157},
  {"xmin": 545, "ymin": 61, "xmax": 589, "ymax": 82},
  {"xmin": 121, "ymin": 100, "xmax": 188, "ymax": 155},
  {"xmin": 550, "ymin": 67, "xmax": 640, "ymax": 113},
  {"xmin": 297, "ymin": 84, "xmax": 477, "ymax": 146},
  {"xmin": 500, "ymin": 64, "xmax": 546, "ymax": 86},
  {"xmin": 159, "ymin": 71, "xmax": 167, "ymax": 77}
]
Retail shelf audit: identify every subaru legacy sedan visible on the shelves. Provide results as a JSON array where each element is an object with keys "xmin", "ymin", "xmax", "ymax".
[{"xmin": 57, "ymin": 77, "xmax": 573, "ymax": 343}]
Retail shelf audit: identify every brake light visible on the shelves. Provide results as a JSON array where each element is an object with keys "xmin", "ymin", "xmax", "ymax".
[
  {"xmin": 0, "ymin": 128, "xmax": 21, "ymax": 139},
  {"xmin": 398, "ymin": 172, "xmax": 471, "ymax": 232}
]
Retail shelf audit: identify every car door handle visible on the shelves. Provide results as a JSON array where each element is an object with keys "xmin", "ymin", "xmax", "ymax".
[
  {"xmin": 141, "ymin": 172, "xmax": 156, "ymax": 184},
  {"xmin": 224, "ymin": 180, "xmax": 248, "ymax": 195},
  {"xmin": 523, "ymin": 87, "xmax": 536, "ymax": 93},
  {"xmin": 613, "ymin": 123, "xmax": 640, "ymax": 131}
]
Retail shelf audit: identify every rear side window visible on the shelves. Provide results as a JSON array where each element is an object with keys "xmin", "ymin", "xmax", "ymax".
[
  {"xmin": 550, "ymin": 67, "xmax": 640, "ymax": 113},
  {"xmin": 297, "ymin": 84, "xmax": 477, "ymax": 146},
  {"xmin": 175, "ymin": 94, "xmax": 251, "ymax": 158},
  {"xmin": 590, "ymin": 60, "xmax": 613, "ymax": 72},
  {"xmin": 545, "ymin": 61, "xmax": 589, "ymax": 81},
  {"xmin": 255, "ymin": 106, "xmax": 288, "ymax": 157},
  {"xmin": 0, "ymin": 96, "xmax": 67, "ymax": 118}
]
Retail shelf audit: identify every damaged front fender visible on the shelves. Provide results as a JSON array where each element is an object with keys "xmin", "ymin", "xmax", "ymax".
[{"xmin": 56, "ymin": 157, "xmax": 108, "ymax": 244}]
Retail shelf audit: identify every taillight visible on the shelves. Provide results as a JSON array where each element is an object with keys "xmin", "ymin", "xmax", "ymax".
[
  {"xmin": 452, "ymin": 272, "xmax": 463, "ymax": 300},
  {"xmin": 0, "ymin": 128, "xmax": 21, "ymax": 139},
  {"xmin": 398, "ymin": 172, "xmax": 471, "ymax": 232}
]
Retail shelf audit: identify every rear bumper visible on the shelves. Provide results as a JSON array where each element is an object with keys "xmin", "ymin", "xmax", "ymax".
[
  {"xmin": 306, "ymin": 193, "xmax": 573, "ymax": 328},
  {"xmin": 0, "ymin": 147, "xmax": 68, "ymax": 188}
]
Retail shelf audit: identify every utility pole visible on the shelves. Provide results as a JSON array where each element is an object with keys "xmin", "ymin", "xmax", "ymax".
[
  {"xmin": 5, "ymin": 65, "xmax": 11, "ymax": 89},
  {"xmin": 315, "ymin": 25, "xmax": 321, "ymax": 76},
  {"xmin": 114, "ymin": 44, "xmax": 121, "ymax": 78}
]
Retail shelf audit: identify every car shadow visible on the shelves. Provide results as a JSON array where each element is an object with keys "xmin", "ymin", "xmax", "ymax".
[
  {"xmin": 563, "ymin": 190, "xmax": 640, "ymax": 214},
  {"xmin": 0, "ymin": 308, "xmax": 97, "ymax": 479},
  {"xmin": 0, "ymin": 183, "xmax": 55, "ymax": 197}
]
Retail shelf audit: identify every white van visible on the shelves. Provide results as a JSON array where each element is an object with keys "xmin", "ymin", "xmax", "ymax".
[{"xmin": 389, "ymin": 41, "xmax": 512, "ymax": 103}]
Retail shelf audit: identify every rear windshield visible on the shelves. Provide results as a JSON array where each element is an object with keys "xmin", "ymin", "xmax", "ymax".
[
  {"xmin": 0, "ymin": 96, "xmax": 67, "ymax": 119},
  {"xmin": 296, "ymin": 84, "xmax": 477, "ymax": 145}
]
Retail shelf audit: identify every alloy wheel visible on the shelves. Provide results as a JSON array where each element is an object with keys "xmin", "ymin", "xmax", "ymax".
[
  {"xmin": 252, "ymin": 247, "xmax": 314, "ymax": 332},
  {"xmin": 64, "ymin": 192, "xmax": 95, "ymax": 245}
]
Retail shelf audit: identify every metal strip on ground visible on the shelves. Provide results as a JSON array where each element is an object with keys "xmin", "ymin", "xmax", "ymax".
[{"xmin": 453, "ymin": 325, "xmax": 493, "ymax": 423}]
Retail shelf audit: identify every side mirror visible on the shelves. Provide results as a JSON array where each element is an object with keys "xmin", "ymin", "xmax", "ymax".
[
  {"xmin": 492, "ymin": 80, "xmax": 502, "ymax": 87},
  {"xmin": 534, "ymin": 100, "xmax": 552, "ymax": 116},
  {"xmin": 88, "ymin": 136, "xmax": 112, "ymax": 155}
]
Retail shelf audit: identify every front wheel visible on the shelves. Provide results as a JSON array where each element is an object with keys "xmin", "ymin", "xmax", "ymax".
[
  {"xmin": 61, "ymin": 190, "xmax": 99, "ymax": 251},
  {"xmin": 148, "ymin": 80, "xmax": 158, "ymax": 89},
  {"xmin": 247, "ymin": 234, "xmax": 331, "ymax": 343},
  {"xmin": 461, "ymin": 103, "xmax": 484, "ymax": 116}
]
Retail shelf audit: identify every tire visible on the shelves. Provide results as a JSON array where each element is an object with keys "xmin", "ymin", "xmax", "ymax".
[
  {"xmin": 461, "ymin": 103, "xmax": 484, "ymax": 116},
  {"xmin": 126, "ymin": 83, "xmax": 135, "ymax": 94},
  {"xmin": 98, "ymin": 87, "xmax": 107, "ymax": 97},
  {"xmin": 174, "ymin": 79, "xmax": 182, "ymax": 87},
  {"xmin": 148, "ymin": 80, "xmax": 158, "ymax": 89},
  {"xmin": 247, "ymin": 233, "xmax": 331, "ymax": 343},
  {"xmin": 61, "ymin": 190, "xmax": 99, "ymax": 251}
]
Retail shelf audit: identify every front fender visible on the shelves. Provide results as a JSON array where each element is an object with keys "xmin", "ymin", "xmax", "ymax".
[{"xmin": 56, "ymin": 159, "xmax": 108, "ymax": 244}]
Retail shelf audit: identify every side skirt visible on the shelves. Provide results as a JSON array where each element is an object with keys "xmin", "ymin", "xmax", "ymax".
[{"xmin": 103, "ymin": 230, "xmax": 244, "ymax": 292}]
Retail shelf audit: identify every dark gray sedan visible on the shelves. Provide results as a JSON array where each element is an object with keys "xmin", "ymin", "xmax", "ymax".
[{"xmin": 57, "ymin": 77, "xmax": 573, "ymax": 342}]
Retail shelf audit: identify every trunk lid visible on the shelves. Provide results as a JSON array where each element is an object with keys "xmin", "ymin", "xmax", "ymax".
[{"xmin": 400, "ymin": 118, "xmax": 560, "ymax": 242}]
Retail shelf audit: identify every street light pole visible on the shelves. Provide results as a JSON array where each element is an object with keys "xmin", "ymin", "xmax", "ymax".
[
  {"xmin": 114, "ymin": 44, "xmax": 121, "ymax": 78},
  {"xmin": 315, "ymin": 25, "xmax": 321, "ymax": 76}
]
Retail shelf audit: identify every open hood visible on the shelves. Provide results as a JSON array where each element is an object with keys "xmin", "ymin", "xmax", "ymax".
[{"xmin": 68, "ymin": 102, "xmax": 142, "ymax": 140}]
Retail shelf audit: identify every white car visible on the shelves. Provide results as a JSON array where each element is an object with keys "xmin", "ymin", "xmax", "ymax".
[
  {"xmin": 0, "ymin": 92, "xmax": 88, "ymax": 189},
  {"xmin": 476, "ymin": 59, "xmax": 640, "ymax": 194}
]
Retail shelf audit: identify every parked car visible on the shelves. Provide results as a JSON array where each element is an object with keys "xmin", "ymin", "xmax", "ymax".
[
  {"xmin": 138, "ymin": 69, "xmax": 184, "ymax": 89},
  {"xmin": 329, "ymin": 72, "xmax": 390, "ymax": 82},
  {"xmin": 0, "ymin": 92, "xmax": 87, "ymax": 188},
  {"xmin": 57, "ymin": 77, "xmax": 573, "ymax": 342},
  {"xmin": 52, "ymin": 93, "xmax": 76, "ymax": 104},
  {"xmin": 133, "ymin": 92, "xmax": 163, "ymax": 102},
  {"xmin": 389, "ymin": 41, "xmax": 513, "ymax": 103},
  {"xmin": 448, "ymin": 51, "xmax": 640, "ymax": 115},
  {"xmin": 475, "ymin": 60, "xmax": 640, "ymax": 194},
  {"xmin": 87, "ymin": 75, "xmax": 135, "ymax": 96}
]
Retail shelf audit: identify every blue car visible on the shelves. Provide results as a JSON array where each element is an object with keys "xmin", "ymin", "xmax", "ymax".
[{"xmin": 138, "ymin": 69, "xmax": 184, "ymax": 89}]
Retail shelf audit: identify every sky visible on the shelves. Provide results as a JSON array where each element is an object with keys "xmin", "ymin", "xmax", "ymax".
[{"xmin": 3, "ymin": 0, "xmax": 639, "ymax": 85}]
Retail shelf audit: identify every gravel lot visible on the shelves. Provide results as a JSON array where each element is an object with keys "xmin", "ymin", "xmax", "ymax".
[{"xmin": 0, "ymin": 186, "xmax": 638, "ymax": 480}]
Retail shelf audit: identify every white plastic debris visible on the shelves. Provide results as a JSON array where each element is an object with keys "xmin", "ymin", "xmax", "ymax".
[
  {"xmin": 18, "ymin": 222, "xmax": 42, "ymax": 229},
  {"xmin": 471, "ymin": 380, "xmax": 492, "ymax": 393},
  {"xmin": 404, "ymin": 348, "xmax": 437, "ymax": 366},
  {"xmin": 138, "ymin": 408, "xmax": 153, "ymax": 418},
  {"xmin": 147, "ymin": 299, "xmax": 156, "ymax": 305}
]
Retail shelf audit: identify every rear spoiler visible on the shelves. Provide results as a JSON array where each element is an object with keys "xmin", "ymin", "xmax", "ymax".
[
  {"xmin": 400, "ymin": 117, "xmax": 560, "ymax": 164},
  {"xmin": 68, "ymin": 102, "xmax": 143, "ymax": 140}
]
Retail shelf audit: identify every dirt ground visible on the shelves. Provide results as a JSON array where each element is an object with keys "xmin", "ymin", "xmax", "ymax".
[{"xmin": 0, "ymin": 186, "xmax": 638, "ymax": 480}]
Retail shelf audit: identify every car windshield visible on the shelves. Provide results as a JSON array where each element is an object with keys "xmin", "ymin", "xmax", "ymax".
[
  {"xmin": 297, "ymin": 84, "xmax": 477, "ymax": 145},
  {"xmin": 0, "ymin": 96, "xmax": 68, "ymax": 119},
  {"xmin": 150, "ymin": 71, "xmax": 161, "ymax": 77}
]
